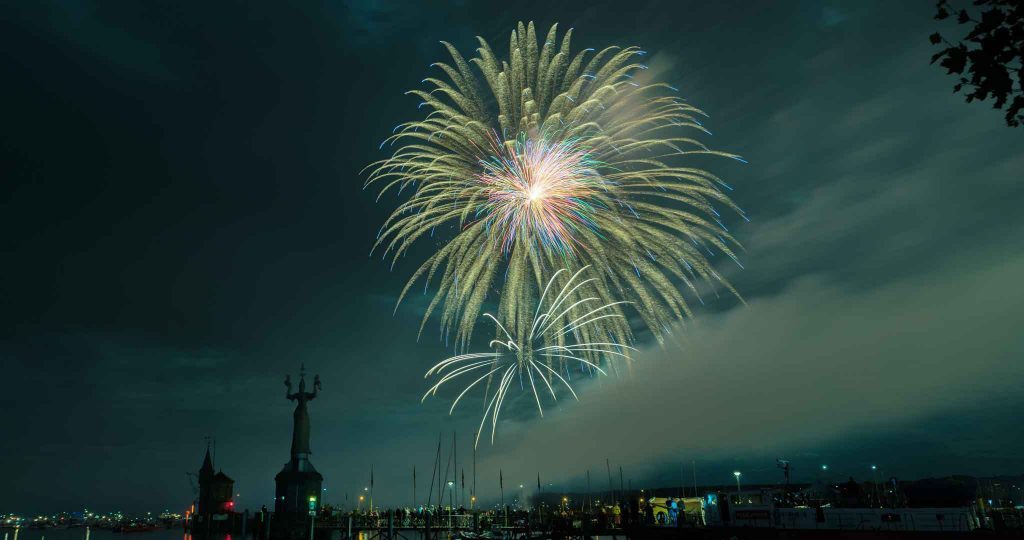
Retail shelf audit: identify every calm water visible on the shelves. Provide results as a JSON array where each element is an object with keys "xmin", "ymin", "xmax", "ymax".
[
  {"xmin": 3, "ymin": 528, "xmax": 622, "ymax": 540},
  {"xmin": 2, "ymin": 530, "xmax": 208, "ymax": 540},
  {"xmin": 3, "ymin": 530, "xmax": 420, "ymax": 540}
]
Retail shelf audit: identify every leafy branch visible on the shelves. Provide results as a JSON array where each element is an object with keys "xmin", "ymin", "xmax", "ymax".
[{"xmin": 930, "ymin": 0, "xmax": 1024, "ymax": 127}]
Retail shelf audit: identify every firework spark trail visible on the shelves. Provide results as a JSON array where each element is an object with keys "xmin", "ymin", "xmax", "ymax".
[
  {"xmin": 366, "ymin": 21, "xmax": 745, "ymax": 356},
  {"xmin": 476, "ymin": 133, "xmax": 606, "ymax": 255},
  {"xmin": 422, "ymin": 267, "xmax": 638, "ymax": 447}
]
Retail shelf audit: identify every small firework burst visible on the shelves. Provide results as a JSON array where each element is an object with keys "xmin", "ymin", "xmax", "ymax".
[
  {"xmin": 422, "ymin": 266, "xmax": 636, "ymax": 447},
  {"xmin": 476, "ymin": 134, "xmax": 607, "ymax": 255}
]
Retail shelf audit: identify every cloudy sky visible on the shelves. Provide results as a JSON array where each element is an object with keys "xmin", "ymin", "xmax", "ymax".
[{"xmin": 1, "ymin": 0, "xmax": 1022, "ymax": 513}]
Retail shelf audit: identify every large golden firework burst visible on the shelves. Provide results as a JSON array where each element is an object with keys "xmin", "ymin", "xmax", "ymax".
[{"xmin": 366, "ymin": 21, "xmax": 745, "ymax": 357}]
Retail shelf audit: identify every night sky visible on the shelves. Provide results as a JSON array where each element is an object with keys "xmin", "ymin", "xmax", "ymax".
[{"xmin": 2, "ymin": 0, "xmax": 1022, "ymax": 514}]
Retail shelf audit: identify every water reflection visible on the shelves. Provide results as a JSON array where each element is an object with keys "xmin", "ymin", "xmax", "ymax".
[
  {"xmin": 1, "ymin": 531, "xmax": 466, "ymax": 540},
  {"xmin": 3, "ymin": 530, "xmax": 230, "ymax": 540}
]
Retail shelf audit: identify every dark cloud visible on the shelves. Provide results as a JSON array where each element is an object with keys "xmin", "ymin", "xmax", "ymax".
[{"xmin": 478, "ymin": 244, "xmax": 1024, "ymax": 486}]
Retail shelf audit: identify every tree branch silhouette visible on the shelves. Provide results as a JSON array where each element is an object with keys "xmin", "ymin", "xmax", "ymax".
[{"xmin": 930, "ymin": 0, "xmax": 1024, "ymax": 127}]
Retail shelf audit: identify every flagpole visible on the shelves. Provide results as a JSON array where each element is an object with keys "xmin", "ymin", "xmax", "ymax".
[
  {"xmin": 472, "ymin": 435, "xmax": 477, "ymax": 509},
  {"xmin": 442, "ymin": 435, "xmax": 452, "ymax": 512},
  {"xmin": 587, "ymin": 469, "xmax": 593, "ymax": 513},
  {"xmin": 414, "ymin": 465, "xmax": 417, "ymax": 509},
  {"xmin": 619, "ymin": 466, "xmax": 624, "ymax": 501},
  {"xmin": 370, "ymin": 464, "xmax": 374, "ymax": 513},
  {"xmin": 436, "ymin": 433, "xmax": 443, "ymax": 507},
  {"xmin": 679, "ymin": 462, "xmax": 684, "ymax": 498},
  {"xmin": 500, "ymin": 469, "xmax": 506, "ymax": 527},
  {"xmin": 692, "ymin": 459, "xmax": 698, "ymax": 498},
  {"xmin": 428, "ymin": 435, "xmax": 440, "ymax": 507},
  {"xmin": 453, "ymin": 431, "xmax": 458, "ymax": 508},
  {"xmin": 606, "ymin": 459, "xmax": 614, "ymax": 504},
  {"xmin": 440, "ymin": 434, "xmax": 448, "ymax": 509},
  {"xmin": 537, "ymin": 472, "xmax": 542, "ymax": 519}
]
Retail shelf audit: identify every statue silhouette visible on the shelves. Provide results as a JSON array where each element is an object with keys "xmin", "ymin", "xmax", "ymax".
[
  {"xmin": 275, "ymin": 365, "xmax": 324, "ymax": 517},
  {"xmin": 284, "ymin": 364, "xmax": 319, "ymax": 457}
]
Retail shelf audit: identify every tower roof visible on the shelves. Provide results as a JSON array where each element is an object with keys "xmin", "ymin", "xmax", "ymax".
[{"xmin": 199, "ymin": 447, "xmax": 215, "ymax": 479}]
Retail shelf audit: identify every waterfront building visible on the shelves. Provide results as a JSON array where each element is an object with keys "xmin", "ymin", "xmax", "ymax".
[
  {"xmin": 190, "ymin": 443, "xmax": 237, "ymax": 535},
  {"xmin": 197, "ymin": 446, "xmax": 236, "ymax": 515}
]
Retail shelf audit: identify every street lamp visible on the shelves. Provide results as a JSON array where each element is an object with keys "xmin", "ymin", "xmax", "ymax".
[
  {"xmin": 308, "ymin": 497, "xmax": 317, "ymax": 540},
  {"xmin": 733, "ymin": 472, "xmax": 742, "ymax": 493},
  {"xmin": 447, "ymin": 481, "xmax": 455, "ymax": 528}
]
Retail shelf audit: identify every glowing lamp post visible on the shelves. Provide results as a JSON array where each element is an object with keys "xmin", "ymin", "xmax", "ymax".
[
  {"xmin": 308, "ymin": 496, "xmax": 317, "ymax": 540},
  {"xmin": 447, "ymin": 481, "xmax": 455, "ymax": 529}
]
